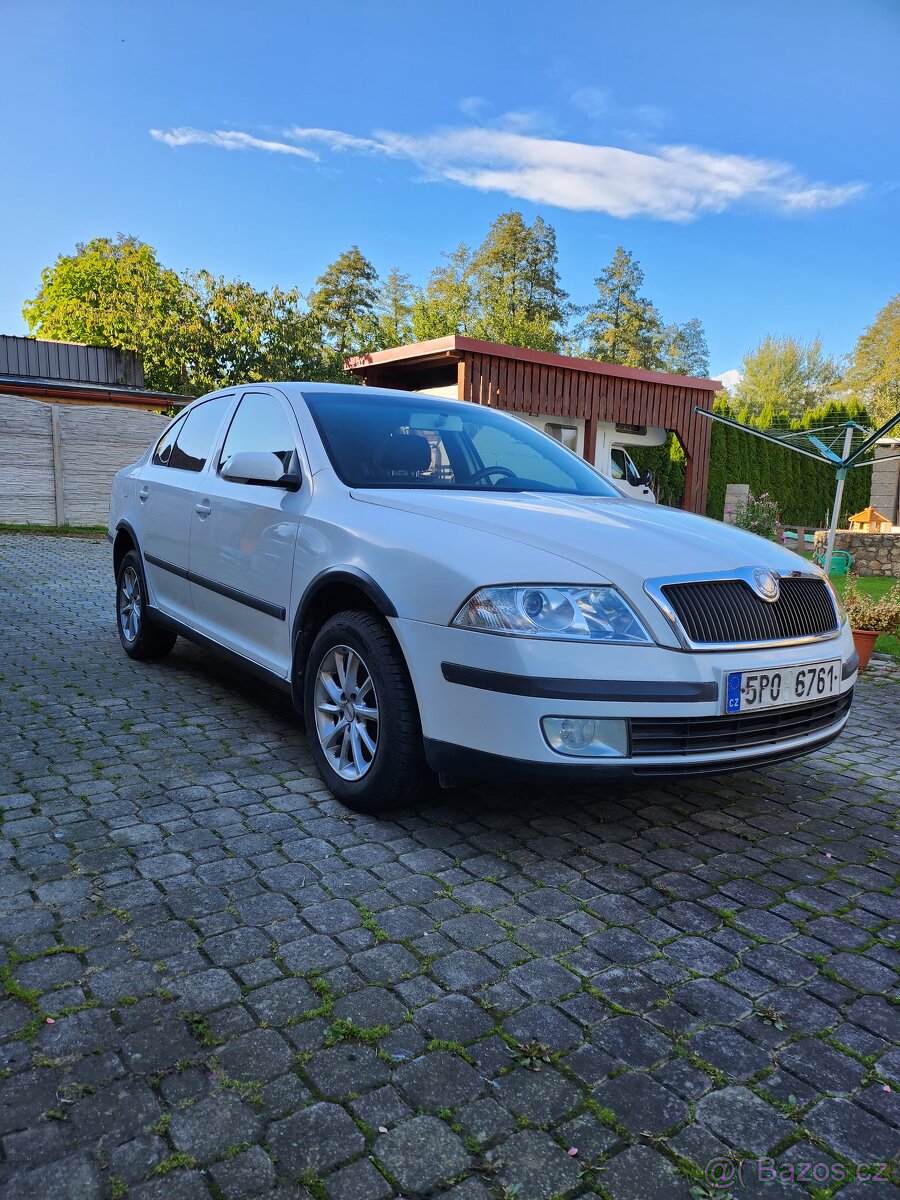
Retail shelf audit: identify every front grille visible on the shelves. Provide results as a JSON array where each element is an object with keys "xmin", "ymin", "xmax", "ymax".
[
  {"xmin": 630, "ymin": 691, "xmax": 852, "ymax": 757},
  {"xmin": 660, "ymin": 575, "xmax": 838, "ymax": 646}
]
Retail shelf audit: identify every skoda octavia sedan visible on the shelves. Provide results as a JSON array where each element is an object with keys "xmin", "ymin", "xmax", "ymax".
[{"xmin": 108, "ymin": 383, "xmax": 857, "ymax": 811}]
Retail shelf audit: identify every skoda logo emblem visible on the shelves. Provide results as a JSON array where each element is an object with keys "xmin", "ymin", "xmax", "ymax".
[{"xmin": 752, "ymin": 568, "xmax": 780, "ymax": 602}]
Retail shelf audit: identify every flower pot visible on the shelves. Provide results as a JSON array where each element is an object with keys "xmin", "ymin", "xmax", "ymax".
[{"xmin": 851, "ymin": 628, "xmax": 879, "ymax": 671}]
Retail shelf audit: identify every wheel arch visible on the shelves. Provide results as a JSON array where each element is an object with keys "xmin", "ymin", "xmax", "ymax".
[
  {"xmin": 291, "ymin": 568, "xmax": 399, "ymax": 710},
  {"xmin": 112, "ymin": 521, "xmax": 139, "ymax": 580}
]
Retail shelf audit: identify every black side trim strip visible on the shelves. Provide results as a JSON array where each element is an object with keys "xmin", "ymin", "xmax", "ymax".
[
  {"xmin": 441, "ymin": 662, "xmax": 718, "ymax": 703},
  {"xmin": 144, "ymin": 552, "xmax": 285, "ymax": 620},
  {"xmin": 842, "ymin": 649, "xmax": 859, "ymax": 680},
  {"xmin": 145, "ymin": 551, "xmax": 188, "ymax": 580}
]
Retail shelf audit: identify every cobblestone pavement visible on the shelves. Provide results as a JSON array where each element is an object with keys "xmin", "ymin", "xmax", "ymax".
[{"xmin": 1, "ymin": 534, "xmax": 898, "ymax": 1200}]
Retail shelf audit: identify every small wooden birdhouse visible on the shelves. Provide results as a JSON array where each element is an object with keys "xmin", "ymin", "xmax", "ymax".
[{"xmin": 848, "ymin": 506, "xmax": 892, "ymax": 532}]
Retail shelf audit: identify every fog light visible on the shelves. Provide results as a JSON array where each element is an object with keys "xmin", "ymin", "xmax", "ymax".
[{"xmin": 541, "ymin": 717, "xmax": 628, "ymax": 758}]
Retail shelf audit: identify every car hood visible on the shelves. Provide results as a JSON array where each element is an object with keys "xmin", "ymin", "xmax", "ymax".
[{"xmin": 350, "ymin": 489, "xmax": 811, "ymax": 584}]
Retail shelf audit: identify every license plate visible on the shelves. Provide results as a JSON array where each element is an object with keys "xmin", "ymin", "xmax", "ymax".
[{"xmin": 726, "ymin": 659, "xmax": 842, "ymax": 713}]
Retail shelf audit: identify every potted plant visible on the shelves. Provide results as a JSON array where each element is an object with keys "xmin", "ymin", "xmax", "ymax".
[{"xmin": 840, "ymin": 577, "xmax": 900, "ymax": 670}]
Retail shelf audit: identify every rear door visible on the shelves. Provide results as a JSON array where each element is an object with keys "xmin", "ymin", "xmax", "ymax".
[
  {"xmin": 138, "ymin": 395, "xmax": 234, "ymax": 623},
  {"xmin": 187, "ymin": 388, "xmax": 309, "ymax": 677}
]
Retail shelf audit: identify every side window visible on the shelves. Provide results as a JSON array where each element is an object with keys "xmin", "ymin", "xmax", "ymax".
[
  {"xmin": 152, "ymin": 415, "xmax": 186, "ymax": 466},
  {"xmin": 219, "ymin": 392, "xmax": 297, "ymax": 475},
  {"xmin": 609, "ymin": 448, "xmax": 626, "ymax": 480},
  {"xmin": 168, "ymin": 397, "xmax": 231, "ymax": 473}
]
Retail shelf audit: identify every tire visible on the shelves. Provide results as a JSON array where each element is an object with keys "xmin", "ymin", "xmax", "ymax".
[
  {"xmin": 303, "ymin": 610, "xmax": 426, "ymax": 812},
  {"xmin": 115, "ymin": 549, "xmax": 177, "ymax": 661}
]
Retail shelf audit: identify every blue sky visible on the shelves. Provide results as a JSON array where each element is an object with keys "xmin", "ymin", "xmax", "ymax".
[{"xmin": 2, "ymin": 0, "xmax": 897, "ymax": 378}]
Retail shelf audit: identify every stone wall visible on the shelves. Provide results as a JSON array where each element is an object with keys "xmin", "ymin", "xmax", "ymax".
[
  {"xmin": 813, "ymin": 530, "xmax": 900, "ymax": 577},
  {"xmin": 871, "ymin": 443, "xmax": 900, "ymax": 526}
]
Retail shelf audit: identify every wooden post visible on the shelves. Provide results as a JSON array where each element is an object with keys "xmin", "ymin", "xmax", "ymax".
[
  {"xmin": 457, "ymin": 359, "xmax": 466, "ymax": 401},
  {"xmin": 583, "ymin": 414, "xmax": 598, "ymax": 466},
  {"xmin": 50, "ymin": 405, "xmax": 66, "ymax": 526}
]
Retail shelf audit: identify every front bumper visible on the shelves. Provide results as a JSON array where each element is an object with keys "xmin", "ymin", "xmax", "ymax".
[{"xmin": 390, "ymin": 616, "xmax": 858, "ymax": 778}]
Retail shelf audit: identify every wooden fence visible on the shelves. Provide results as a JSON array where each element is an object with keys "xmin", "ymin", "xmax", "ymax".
[{"xmin": 0, "ymin": 394, "xmax": 169, "ymax": 525}]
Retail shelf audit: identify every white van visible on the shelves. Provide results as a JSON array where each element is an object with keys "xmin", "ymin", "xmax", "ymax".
[{"xmin": 529, "ymin": 417, "xmax": 663, "ymax": 503}]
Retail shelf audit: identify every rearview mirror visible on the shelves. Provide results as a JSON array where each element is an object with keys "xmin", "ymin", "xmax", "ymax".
[
  {"xmin": 221, "ymin": 451, "xmax": 301, "ymax": 491},
  {"xmin": 408, "ymin": 412, "xmax": 464, "ymax": 432}
]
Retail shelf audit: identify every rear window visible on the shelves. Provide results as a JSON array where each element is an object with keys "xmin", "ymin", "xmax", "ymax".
[
  {"xmin": 152, "ymin": 415, "xmax": 186, "ymax": 466},
  {"xmin": 168, "ymin": 397, "xmax": 232, "ymax": 473}
]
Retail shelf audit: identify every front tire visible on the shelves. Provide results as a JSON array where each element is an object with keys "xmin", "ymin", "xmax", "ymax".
[
  {"xmin": 304, "ymin": 611, "xmax": 425, "ymax": 812},
  {"xmin": 116, "ymin": 549, "xmax": 177, "ymax": 661}
]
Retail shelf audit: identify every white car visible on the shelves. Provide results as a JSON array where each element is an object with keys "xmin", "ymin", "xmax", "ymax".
[{"xmin": 109, "ymin": 383, "xmax": 857, "ymax": 811}]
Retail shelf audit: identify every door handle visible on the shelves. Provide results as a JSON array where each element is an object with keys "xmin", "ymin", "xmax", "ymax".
[
  {"xmin": 138, "ymin": 486, "xmax": 149, "ymax": 502},
  {"xmin": 194, "ymin": 501, "xmax": 212, "ymax": 517}
]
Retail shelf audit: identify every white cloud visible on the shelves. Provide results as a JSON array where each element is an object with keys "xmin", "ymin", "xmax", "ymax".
[
  {"xmin": 714, "ymin": 369, "xmax": 743, "ymax": 391},
  {"xmin": 284, "ymin": 127, "xmax": 387, "ymax": 154},
  {"xmin": 458, "ymin": 95, "xmax": 489, "ymax": 118},
  {"xmin": 570, "ymin": 86, "xmax": 610, "ymax": 120},
  {"xmin": 150, "ymin": 127, "xmax": 318, "ymax": 159},
  {"xmin": 150, "ymin": 123, "xmax": 864, "ymax": 221}
]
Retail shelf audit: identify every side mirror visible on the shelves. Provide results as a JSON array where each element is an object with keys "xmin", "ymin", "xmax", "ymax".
[
  {"xmin": 640, "ymin": 468, "xmax": 654, "ymax": 487},
  {"xmin": 221, "ymin": 451, "xmax": 301, "ymax": 491}
]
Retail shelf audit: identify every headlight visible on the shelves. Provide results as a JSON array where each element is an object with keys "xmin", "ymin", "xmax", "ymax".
[{"xmin": 451, "ymin": 585, "xmax": 653, "ymax": 644}]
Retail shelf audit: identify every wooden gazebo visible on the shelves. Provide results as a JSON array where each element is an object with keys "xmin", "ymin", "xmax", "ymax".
[{"xmin": 345, "ymin": 336, "xmax": 721, "ymax": 514}]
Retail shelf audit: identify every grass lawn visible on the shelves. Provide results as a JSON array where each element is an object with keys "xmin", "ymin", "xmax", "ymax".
[
  {"xmin": 0, "ymin": 523, "xmax": 106, "ymax": 537},
  {"xmin": 831, "ymin": 574, "xmax": 900, "ymax": 660}
]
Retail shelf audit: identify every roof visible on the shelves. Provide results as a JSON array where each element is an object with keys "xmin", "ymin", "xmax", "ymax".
[
  {"xmin": 848, "ymin": 506, "xmax": 892, "ymax": 524},
  {"xmin": 0, "ymin": 333, "xmax": 190, "ymax": 408},
  {"xmin": 0, "ymin": 375, "xmax": 190, "ymax": 409},
  {"xmin": 346, "ymin": 335, "xmax": 723, "ymax": 392}
]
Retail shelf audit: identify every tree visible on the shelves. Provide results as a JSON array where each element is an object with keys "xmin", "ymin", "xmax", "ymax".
[
  {"xmin": 411, "ymin": 244, "xmax": 475, "ymax": 341},
  {"xmin": 410, "ymin": 213, "xmax": 569, "ymax": 351},
  {"xmin": 308, "ymin": 246, "xmax": 380, "ymax": 369},
  {"xmin": 846, "ymin": 294, "xmax": 900, "ymax": 428},
  {"xmin": 22, "ymin": 234, "xmax": 195, "ymax": 393},
  {"xmin": 184, "ymin": 272, "xmax": 325, "ymax": 393},
  {"xmin": 661, "ymin": 317, "xmax": 710, "ymax": 377},
  {"xmin": 467, "ymin": 212, "xmax": 569, "ymax": 350},
  {"xmin": 376, "ymin": 268, "xmax": 414, "ymax": 348},
  {"xmin": 578, "ymin": 246, "xmax": 664, "ymax": 368},
  {"xmin": 732, "ymin": 335, "xmax": 842, "ymax": 420}
]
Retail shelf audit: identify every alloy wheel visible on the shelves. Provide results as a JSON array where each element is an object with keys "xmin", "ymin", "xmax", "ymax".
[
  {"xmin": 313, "ymin": 644, "xmax": 380, "ymax": 780},
  {"xmin": 119, "ymin": 565, "xmax": 141, "ymax": 643}
]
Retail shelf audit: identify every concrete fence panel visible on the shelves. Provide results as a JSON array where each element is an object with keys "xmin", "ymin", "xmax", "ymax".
[
  {"xmin": 0, "ymin": 394, "xmax": 57, "ymax": 524},
  {"xmin": 0, "ymin": 394, "xmax": 170, "ymax": 525}
]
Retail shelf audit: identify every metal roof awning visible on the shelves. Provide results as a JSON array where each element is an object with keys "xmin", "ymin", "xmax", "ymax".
[{"xmin": 0, "ymin": 375, "xmax": 190, "ymax": 410}]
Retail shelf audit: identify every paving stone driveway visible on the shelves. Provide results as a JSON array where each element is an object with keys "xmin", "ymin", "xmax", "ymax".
[{"xmin": 0, "ymin": 534, "xmax": 898, "ymax": 1200}]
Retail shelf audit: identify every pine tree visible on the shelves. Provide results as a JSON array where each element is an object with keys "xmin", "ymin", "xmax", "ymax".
[
  {"xmin": 579, "ymin": 247, "xmax": 664, "ymax": 369},
  {"xmin": 376, "ymin": 268, "xmax": 414, "ymax": 348},
  {"xmin": 308, "ymin": 246, "xmax": 380, "ymax": 367}
]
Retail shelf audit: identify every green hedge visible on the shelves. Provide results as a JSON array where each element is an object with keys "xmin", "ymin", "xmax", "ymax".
[{"xmin": 630, "ymin": 400, "xmax": 871, "ymax": 527}]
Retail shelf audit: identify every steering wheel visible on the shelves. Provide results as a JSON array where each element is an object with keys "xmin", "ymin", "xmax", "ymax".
[{"xmin": 467, "ymin": 465, "xmax": 516, "ymax": 485}]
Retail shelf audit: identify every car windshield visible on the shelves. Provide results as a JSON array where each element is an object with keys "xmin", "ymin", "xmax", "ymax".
[{"xmin": 303, "ymin": 391, "xmax": 618, "ymax": 496}]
